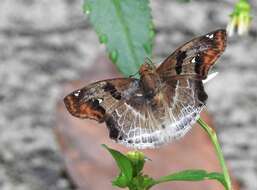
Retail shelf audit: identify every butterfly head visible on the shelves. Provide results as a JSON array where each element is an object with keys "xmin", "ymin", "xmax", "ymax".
[{"xmin": 139, "ymin": 63, "xmax": 156, "ymax": 76}]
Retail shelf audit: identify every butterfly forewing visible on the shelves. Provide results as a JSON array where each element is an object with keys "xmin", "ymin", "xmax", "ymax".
[
  {"xmin": 64, "ymin": 78, "xmax": 149, "ymax": 141},
  {"xmin": 156, "ymin": 29, "xmax": 226, "ymax": 80}
]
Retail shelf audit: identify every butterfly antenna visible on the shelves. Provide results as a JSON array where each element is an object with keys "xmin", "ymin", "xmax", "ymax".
[
  {"xmin": 144, "ymin": 57, "xmax": 154, "ymax": 66},
  {"xmin": 129, "ymin": 57, "xmax": 154, "ymax": 78}
]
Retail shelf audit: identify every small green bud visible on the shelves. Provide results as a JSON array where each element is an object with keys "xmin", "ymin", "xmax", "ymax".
[
  {"xmin": 227, "ymin": 0, "xmax": 252, "ymax": 36},
  {"xmin": 126, "ymin": 151, "xmax": 146, "ymax": 176},
  {"xmin": 127, "ymin": 151, "xmax": 145, "ymax": 162}
]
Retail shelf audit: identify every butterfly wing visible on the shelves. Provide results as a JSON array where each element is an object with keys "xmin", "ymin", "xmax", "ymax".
[{"xmin": 156, "ymin": 29, "xmax": 227, "ymax": 80}]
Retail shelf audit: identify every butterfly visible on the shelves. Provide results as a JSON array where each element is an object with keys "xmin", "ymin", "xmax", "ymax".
[{"xmin": 64, "ymin": 29, "xmax": 227, "ymax": 149}]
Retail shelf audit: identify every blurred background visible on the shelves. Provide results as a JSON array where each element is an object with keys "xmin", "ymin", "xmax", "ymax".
[{"xmin": 0, "ymin": 0, "xmax": 257, "ymax": 190}]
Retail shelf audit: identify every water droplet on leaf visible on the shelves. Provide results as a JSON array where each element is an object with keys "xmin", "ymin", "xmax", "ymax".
[
  {"xmin": 83, "ymin": 3, "xmax": 91, "ymax": 15},
  {"xmin": 109, "ymin": 50, "xmax": 118, "ymax": 63},
  {"xmin": 149, "ymin": 30, "xmax": 155, "ymax": 39},
  {"xmin": 99, "ymin": 34, "xmax": 108, "ymax": 44},
  {"xmin": 143, "ymin": 43, "xmax": 152, "ymax": 55}
]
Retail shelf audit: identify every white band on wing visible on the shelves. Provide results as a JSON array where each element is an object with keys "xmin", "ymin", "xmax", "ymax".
[{"xmin": 203, "ymin": 72, "xmax": 218, "ymax": 84}]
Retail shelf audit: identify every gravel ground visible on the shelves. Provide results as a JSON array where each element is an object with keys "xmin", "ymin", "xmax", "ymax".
[{"xmin": 0, "ymin": 0, "xmax": 256, "ymax": 190}]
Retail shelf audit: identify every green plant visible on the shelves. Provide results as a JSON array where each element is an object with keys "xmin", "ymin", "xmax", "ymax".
[
  {"xmin": 102, "ymin": 118, "xmax": 231, "ymax": 190},
  {"xmin": 82, "ymin": 0, "xmax": 252, "ymax": 189}
]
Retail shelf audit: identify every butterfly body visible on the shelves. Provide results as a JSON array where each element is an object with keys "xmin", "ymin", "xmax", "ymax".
[
  {"xmin": 64, "ymin": 29, "xmax": 226, "ymax": 149},
  {"xmin": 139, "ymin": 63, "xmax": 162, "ymax": 99}
]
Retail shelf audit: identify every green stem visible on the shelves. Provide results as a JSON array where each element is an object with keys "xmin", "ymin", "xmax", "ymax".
[{"xmin": 197, "ymin": 118, "xmax": 232, "ymax": 190}]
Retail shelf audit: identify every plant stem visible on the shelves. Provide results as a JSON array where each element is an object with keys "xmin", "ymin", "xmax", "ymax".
[{"xmin": 197, "ymin": 118, "xmax": 232, "ymax": 190}]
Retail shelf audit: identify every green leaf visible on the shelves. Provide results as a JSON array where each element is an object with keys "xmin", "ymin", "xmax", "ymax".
[
  {"xmin": 102, "ymin": 145, "xmax": 133, "ymax": 182},
  {"xmin": 142, "ymin": 175, "xmax": 155, "ymax": 190},
  {"xmin": 129, "ymin": 175, "xmax": 155, "ymax": 190},
  {"xmin": 206, "ymin": 172, "xmax": 228, "ymax": 190},
  {"xmin": 112, "ymin": 173, "xmax": 129, "ymax": 188},
  {"xmin": 83, "ymin": 0, "xmax": 154, "ymax": 77},
  {"xmin": 154, "ymin": 170, "xmax": 227, "ymax": 189},
  {"xmin": 156, "ymin": 170, "xmax": 208, "ymax": 183}
]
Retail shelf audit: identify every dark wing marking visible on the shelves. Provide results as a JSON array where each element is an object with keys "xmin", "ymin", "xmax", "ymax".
[{"xmin": 156, "ymin": 29, "xmax": 227, "ymax": 79}]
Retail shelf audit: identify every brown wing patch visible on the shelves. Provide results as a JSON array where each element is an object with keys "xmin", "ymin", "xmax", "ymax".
[
  {"xmin": 64, "ymin": 94, "xmax": 105, "ymax": 121},
  {"xmin": 214, "ymin": 29, "xmax": 227, "ymax": 51},
  {"xmin": 197, "ymin": 30, "xmax": 226, "ymax": 77}
]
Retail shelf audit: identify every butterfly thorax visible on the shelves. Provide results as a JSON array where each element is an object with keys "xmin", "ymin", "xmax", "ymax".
[{"xmin": 139, "ymin": 63, "xmax": 162, "ymax": 99}]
